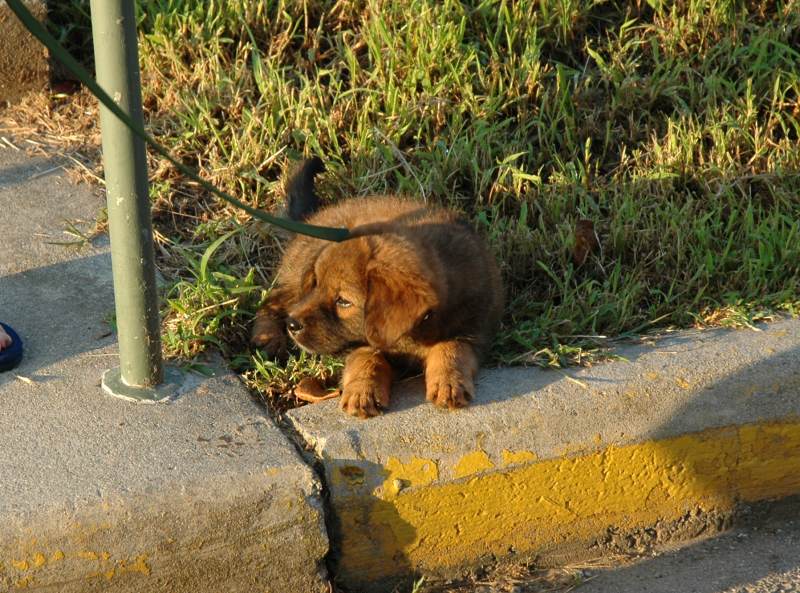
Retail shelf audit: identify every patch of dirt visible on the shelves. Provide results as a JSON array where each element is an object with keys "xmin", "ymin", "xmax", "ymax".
[
  {"xmin": 592, "ymin": 506, "xmax": 737, "ymax": 556},
  {"xmin": 0, "ymin": 2, "xmax": 49, "ymax": 104},
  {"xmin": 407, "ymin": 559, "xmax": 614, "ymax": 593}
]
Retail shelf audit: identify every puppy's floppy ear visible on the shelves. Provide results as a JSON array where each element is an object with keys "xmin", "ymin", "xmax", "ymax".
[{"xmin": 364, "ymin": 239, "xmax": 440, "ymax": 350}]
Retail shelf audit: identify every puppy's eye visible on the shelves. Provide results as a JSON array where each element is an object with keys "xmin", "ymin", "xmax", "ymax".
[{"xmin": 335, "ymin": 297, "xmax": 353, "ymax": 309}]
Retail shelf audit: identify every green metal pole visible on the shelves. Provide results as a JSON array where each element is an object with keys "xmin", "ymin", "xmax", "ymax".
[{"xmin": 90, "ymin": 0, "xmax": 176, "ymax": 398}]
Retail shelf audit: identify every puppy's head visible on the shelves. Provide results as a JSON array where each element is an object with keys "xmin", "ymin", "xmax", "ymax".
[{"xmin": 286, "ymin": 235, "xmax": 441, "ymax": 355}]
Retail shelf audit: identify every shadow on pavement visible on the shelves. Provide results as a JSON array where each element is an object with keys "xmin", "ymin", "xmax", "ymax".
[{"xmin": 0, "ymin": 252, "xmax": 117, "ymax": 380}]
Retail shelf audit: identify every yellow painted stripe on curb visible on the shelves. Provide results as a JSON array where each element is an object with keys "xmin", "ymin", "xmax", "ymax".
[{"xmin": 335, "ymin": 420, "xmax": 800, "ymax": 582}]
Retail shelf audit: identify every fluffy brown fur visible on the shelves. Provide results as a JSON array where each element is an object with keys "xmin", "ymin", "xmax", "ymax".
[{"xmin": 252, "ymin": 159, "xmax": 503, "ymax": 418}]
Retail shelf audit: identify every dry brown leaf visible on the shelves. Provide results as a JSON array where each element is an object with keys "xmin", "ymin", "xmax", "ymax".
[{"xmin": 294, "ymin": 377, "xmax": 341, "ymax": 403}]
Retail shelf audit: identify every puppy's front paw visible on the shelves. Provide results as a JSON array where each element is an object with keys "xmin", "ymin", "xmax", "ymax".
[
  {"xmin": 340, "ymin": 380, "xmax": 390, "ymax": 419},
  {"xmin": 425, "ymin": 370, "xmax": 473, "ymax": 409}
]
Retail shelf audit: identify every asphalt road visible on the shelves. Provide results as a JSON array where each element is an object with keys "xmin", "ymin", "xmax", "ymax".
[{"xmin": 579, "ymin": 504, "xmax": 800, "ymax": 593}]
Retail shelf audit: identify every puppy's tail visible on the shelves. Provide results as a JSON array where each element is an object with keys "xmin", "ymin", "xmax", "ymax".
[{"xmin": 286, "ymin": 156, "xmax": 325, "ymax": 221}]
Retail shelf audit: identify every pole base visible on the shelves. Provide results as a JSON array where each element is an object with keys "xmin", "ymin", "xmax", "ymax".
[{"xmin": 102, "ymin": 365, "xmax": 185, "ymax": 403}]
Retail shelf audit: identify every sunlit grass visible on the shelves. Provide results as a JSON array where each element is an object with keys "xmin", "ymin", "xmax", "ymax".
[{"xmin": 30, "ymin": 0, "xmax": 800, "ymax": 411}]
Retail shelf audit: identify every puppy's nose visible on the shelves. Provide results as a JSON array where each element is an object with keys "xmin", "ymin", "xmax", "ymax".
[{"xmin": 286, "ymin": 317, "xmax": 303, "ymax": 333}]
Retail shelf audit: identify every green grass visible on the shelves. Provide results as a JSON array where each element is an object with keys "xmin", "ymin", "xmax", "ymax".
[{"xmin": 40, "ymin": 0, "xmax": 800, "ymax": 411}]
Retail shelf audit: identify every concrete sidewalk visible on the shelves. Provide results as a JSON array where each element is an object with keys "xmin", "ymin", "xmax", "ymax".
[
  {"xmin": 0, "ymin": 146, "xmax": 328, "ymax": 592},
  {"xmin": 2, "ymin": 141, "xmax": 800, "ymax": 593}
]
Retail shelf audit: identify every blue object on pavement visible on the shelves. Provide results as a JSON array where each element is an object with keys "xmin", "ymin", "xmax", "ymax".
[{"xmin": 0, "ymin": 323, "xmax": 23, "ymax": 372}]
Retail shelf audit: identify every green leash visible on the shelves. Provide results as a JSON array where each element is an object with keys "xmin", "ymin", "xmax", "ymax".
[{"xmin": 5, "ymin": 0, "xmax": 350, "ymax": 243}]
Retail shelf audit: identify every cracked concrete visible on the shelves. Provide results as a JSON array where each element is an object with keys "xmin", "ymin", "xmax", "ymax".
[{"xmin": 0, "ymin": 146, "xmax": 329, "ymax": 592}]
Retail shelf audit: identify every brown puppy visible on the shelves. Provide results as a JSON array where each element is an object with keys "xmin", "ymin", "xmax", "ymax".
[{"xmin": 252, "ymin": 158, "xmax": 503, "ymax": 418}]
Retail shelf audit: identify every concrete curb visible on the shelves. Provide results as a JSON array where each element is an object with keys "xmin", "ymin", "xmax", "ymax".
[
  {"xmin": 0, "ymin": 148, "xmax": 328, "ymax": 592},
  {"xmin": 5, "ymin": 145, "xmax": 800, "ymax": 591},
  {"xmin": 0, "ymin": 0, "xmax": 48, "ymax": 103},
  {"xmin": 287, "ymin": 318, "xmax": 800, "ymax": 591}
]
